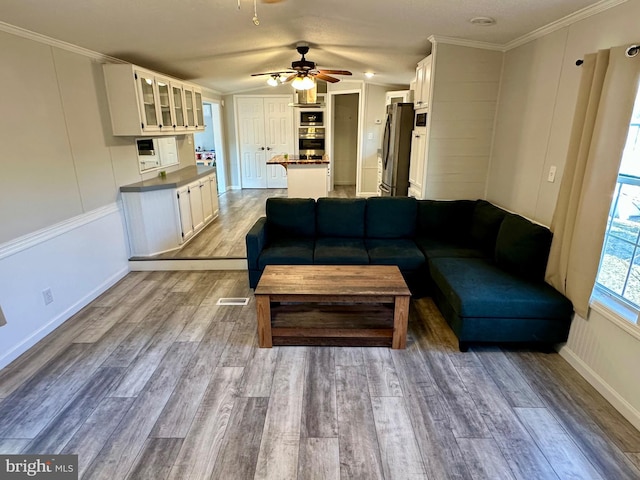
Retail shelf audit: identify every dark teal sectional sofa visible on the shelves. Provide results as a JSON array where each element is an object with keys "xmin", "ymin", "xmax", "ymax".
[{"xmin": 245, "ymin": 196, "xmax": 573, "ymax": 351}]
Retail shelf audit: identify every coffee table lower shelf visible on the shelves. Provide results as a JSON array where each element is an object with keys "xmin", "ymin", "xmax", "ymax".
[{"xmin": 269, "ymin": 303, "xmax": 396, "ymax": 347}]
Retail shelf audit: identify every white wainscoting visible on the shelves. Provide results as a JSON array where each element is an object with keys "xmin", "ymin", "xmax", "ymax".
[
  {"xmin": 0, "ymin": 203, "xmax": 130, "ymax": 369},
  {"xmin": 559, "ymin": 309, "xmax": 640, "ymax": 431}
]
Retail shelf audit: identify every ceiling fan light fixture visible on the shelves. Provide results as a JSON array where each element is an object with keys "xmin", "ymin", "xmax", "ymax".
[
  {"xmin": 365, "ymin": 72, "xmax": 375, "ymax": 78},
  {"xmin": 292, "ymin": 75, "xmax": 315, "ymax": 90},
  {"xmin": 267, "ymin": 75, "xmax": 279, "ymax": 87}
]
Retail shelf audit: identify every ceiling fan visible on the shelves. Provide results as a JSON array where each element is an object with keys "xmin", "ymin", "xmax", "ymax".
[{"xmin": 251, "ymin": 43, "xmax": 352, "ymax": 89}]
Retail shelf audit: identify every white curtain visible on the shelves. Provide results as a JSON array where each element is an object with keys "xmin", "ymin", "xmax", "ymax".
[{"xmin": 546, "ymin": 46, "xmax": 640, "ymax": 318}]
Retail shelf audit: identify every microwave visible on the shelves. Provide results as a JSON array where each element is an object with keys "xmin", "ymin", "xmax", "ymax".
[{"xmin": 300, "ymin": 111, "xmax": 324, "ymax": 126}]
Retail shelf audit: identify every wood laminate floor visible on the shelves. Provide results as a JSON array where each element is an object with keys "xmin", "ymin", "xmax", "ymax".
[
  {"xmin": 150, "ymin": 186, "xmax": 356, "ymax": 259},
  {"xmin": 1, "ymin": 270, "xmax": 639, "ymax": 479}
]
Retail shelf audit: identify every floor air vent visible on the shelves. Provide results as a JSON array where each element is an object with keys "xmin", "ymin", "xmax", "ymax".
[{"xmin": 216, "ymin": 297, "xmax": 250, "ymax": 306}]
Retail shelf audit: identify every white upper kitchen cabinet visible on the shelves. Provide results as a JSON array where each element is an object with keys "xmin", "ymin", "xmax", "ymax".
[
  {"xmin": 414, "ymin": 55, "xmax": 432, "ymax": 110},
  {"xmin": 103, "ymin": 63, "xmax": 205, "ymax": 136}
]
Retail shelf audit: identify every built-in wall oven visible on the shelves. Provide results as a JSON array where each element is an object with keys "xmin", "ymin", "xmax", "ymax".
[{"xmin": 298, "ymin": 127, "xmax": 325, "ymax": 159}]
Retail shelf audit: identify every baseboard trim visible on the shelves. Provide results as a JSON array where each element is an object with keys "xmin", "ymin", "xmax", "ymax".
[
  {"xmin": 559, "ymin": 344, "xmax": 640, "ymax": 432},
  {"xmin": 0, "ymin": 266, "xmax": 129, "ymax": 369},
  {"xmin": 129, "ymin": 258, "xmax": 248, "ymax": 271}
]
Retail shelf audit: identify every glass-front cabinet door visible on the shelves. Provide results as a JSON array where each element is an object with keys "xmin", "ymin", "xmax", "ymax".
[
  {"xmin": 184, "ymin": 87, "xmax": 195, "ymax": 129},
  {"xmin": 135, "ymin": 71, "xmax": 161, "ymax": 132},
  {"xmin": 156, "ymin": 78, "xmax": 173, "ymax": 130},
  {"xmin": 172, "ymin": 84, "xmax": 186, "ymax": 131},
  {"xmin": 194, "ymin": 91, "xmax": 204, "ymax": 128}
]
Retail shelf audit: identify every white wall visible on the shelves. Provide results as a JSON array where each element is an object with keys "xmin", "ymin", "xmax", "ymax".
[
  {"xmin": 487, "ymin": 0, "xmax": 640, "ymax": 429},
  {"xmin": 0, "ymin": 27, "xmax": 196, "ymax": 368},
  {"xmin": 487, "ymin": 1, "xmax": 640, "ymax": 226},
  {"xmin": 362, "ymin": 84, "xmax": 389, "ymax": 194},
  {"xmin": 426, "ymin": 42, "xmax": 503, "ymax": 200}
]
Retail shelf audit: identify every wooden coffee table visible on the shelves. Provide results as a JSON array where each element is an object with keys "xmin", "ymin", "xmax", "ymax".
[{"xmin": 254, "ymin": 265, "xmax": 411, "ymax": 349}]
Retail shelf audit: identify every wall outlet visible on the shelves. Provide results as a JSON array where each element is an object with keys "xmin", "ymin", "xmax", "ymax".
[
  {"xmin": 547, "ymin": 165, "xmax": 557, "ymax": 183},
  {"xmin": 42, "ymin": 288, "xmax": 54, "ymax": 305}
]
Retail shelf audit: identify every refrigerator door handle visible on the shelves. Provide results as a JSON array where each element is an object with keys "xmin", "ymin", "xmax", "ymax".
[{"xmin": 379, "ymin": 184, "xmax": 391, "ymax": 193}]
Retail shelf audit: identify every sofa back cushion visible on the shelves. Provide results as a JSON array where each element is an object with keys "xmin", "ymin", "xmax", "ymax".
[
  {"xmin": 317, "ymin": 198, "xmax": 366, "ymax": 237},
  {"xmin": 366, "ymin": 197, "xmax": 417, "ymax": 239},
  {"xmin": 495, "ymin": 214, "xmax": 552, "ymax": 282},
  {"xmin": 416, "ymin": 200, "xmax": 475, "ymax": 242},
  {"xmin": 470, "ymin": 200, "xmax": 508, "ymax": 254},
  {"xmin": 266, "ymin": 198, "xmax": 316, "ymax": 239}
]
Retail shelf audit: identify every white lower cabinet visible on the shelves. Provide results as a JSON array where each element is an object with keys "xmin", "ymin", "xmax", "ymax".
[
  {"xmin": 177, "ymin": 185, "xmax": 194, "ymax": 242},
  {"xmin": 122, "ymin": 172, "xmax": 220, "ymax": 257},
  {"xmin": 201, "ymin": 173, "xmax": 219, "ymax": 223}
]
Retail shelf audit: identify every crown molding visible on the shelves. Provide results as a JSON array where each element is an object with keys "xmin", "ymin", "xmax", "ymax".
[
  {"xmin": 428, "ymin": 35, "xmax": 505, "ymax": 52},
  {"xmin": 503, "ymin": 0, "xmax": 629, "ymax": 51},
  {"xmin": 0, "ymin": 21, "xmax": 125, "ymax": 64}
]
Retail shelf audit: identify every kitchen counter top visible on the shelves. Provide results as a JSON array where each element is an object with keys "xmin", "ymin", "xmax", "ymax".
[
  {"xmin": 120, "ymin": 166, "xmax": 216, "ymax": 192},
  {"xmin": 267, "ymin": 155, "xmax": 329, "ymax": 167}
]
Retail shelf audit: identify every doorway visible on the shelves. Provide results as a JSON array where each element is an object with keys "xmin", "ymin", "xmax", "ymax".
[
  {"xmin": 332, "ymin": 94, "xmax": 359, "ymax": 188},
  {"xmin": 195, "ymin": 100, "xmax": 227, "ymax": 193}
]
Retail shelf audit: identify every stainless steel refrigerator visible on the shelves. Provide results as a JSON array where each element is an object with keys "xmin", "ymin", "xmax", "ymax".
[{"xmin": 379, "ymin": 102, "xmax": 415, "ymax": 196}]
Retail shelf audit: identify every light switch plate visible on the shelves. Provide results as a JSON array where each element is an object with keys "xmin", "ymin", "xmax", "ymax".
[{"xmin": 547, "ymin": 165, "xmax": 557, "ymax": 183}]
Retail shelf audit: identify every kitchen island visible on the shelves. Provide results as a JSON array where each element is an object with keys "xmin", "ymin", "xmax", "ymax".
[{"xmin": 267, "ymin": 155, "xmax": 329, "ymax": 199}]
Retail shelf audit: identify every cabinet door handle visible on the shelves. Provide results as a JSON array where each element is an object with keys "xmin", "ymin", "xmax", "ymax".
[
  {"xmin": 260, "ymin": 147, "xmax": 265, "ymax": 150},
  {"xmin": 266, "ymin": 147, "xmax": 272, "ymax": 151}
]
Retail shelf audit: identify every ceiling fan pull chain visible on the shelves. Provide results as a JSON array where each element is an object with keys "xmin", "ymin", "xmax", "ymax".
[
  {"xmin": 237, "ymin": 0, "xmax": 241, "ymax": 10},
  {"xmin": 252, "ymin": 0, "xmax": 260, "ymax": 25}
]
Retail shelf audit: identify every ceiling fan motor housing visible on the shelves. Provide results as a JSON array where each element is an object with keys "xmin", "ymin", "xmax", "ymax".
[{"xmin": 291, "ymin": 59, "xmax": 315, "ymax": 71}]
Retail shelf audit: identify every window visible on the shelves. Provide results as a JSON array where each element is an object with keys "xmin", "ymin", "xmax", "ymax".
[{"xmin": 594, "ymin": 84, "xmax": 640, "ymax": 322}]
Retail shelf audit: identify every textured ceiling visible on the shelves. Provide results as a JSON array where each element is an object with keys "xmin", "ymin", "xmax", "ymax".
[{"xmin": 0, "ymin": 0, "xmax": 605, "ymax": 93}]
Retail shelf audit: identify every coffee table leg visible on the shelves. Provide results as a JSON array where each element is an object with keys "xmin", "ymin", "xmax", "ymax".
[
  {"xmin": 392, "ymin": 295, "xmax": 410, "ymax": 349},
  {"xmin": 256, "ymin": 295, "xmax": 273, "ymax": 348}
]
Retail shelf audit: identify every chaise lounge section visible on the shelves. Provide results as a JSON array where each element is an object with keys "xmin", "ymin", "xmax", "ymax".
[{"xmin": 246, "ymin": 196, "xmax": 573, "ymax": 350}]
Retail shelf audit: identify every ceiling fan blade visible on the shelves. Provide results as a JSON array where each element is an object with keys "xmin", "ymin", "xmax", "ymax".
[
  {"xmin": 318, "ymin": 69, "xmax": 352, "ymax": 76},
  {"xmin": 251, "ymin": 70, "xmax": 294, "ymax": 77},
  {"xmin": 314, "ymin": 73, "xmax": 339, "ymax": 83},
  {"xmin": 283, "ymin": 74, "xmax": 297, "ymax": 83}
]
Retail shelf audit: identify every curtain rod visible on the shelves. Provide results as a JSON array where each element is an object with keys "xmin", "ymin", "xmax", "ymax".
[{"xmin": 576, "ymin": 44, "xmax": 639, "ymax": 66}]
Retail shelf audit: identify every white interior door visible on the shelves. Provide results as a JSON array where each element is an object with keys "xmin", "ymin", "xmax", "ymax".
[
  {"xmin": 263, "ymin": 96, "xmax": 293, "ymax": 188},
  {"xmin": 237, "ymin": 97, "xmax": 267, "ymax": 188}
]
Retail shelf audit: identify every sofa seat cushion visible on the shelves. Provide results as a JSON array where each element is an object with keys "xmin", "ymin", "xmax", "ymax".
[
  {"xmin": 415, "ymin": 237, "xmax": 486, "ymax": 260},
  {"xmin": 314, "ymin": 238, "xmax": 369, "ymax": 265},
  {"xmin": 429, "ymin": 257, "xmax": 573, "ymax": 320},
  {"xmin": 317, "ymin": 198, "xmax": 366, "ymax": 238},
  {"xmin": 258, "ymin": 239, "xmax": 315, "ymax": 269},
  {"xmin": 366, "ymin": 239, "xmax": 426, "ymax": 271}
]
